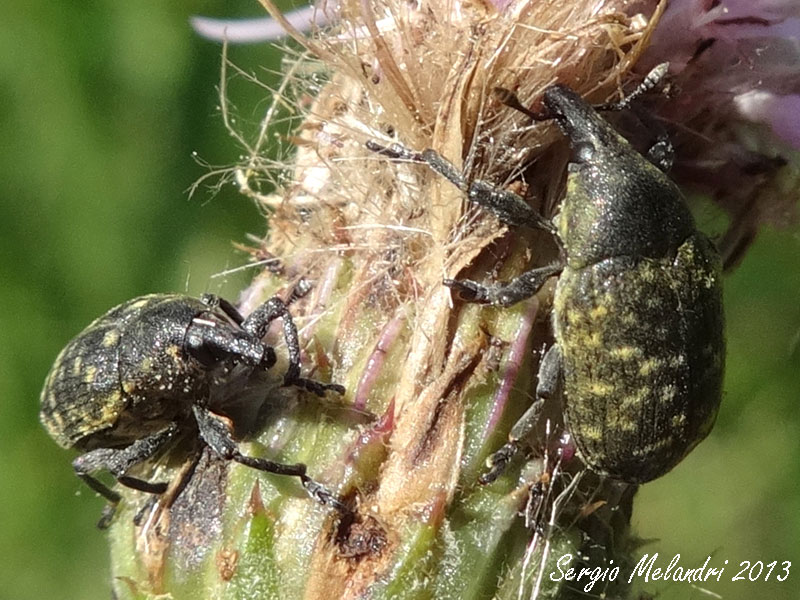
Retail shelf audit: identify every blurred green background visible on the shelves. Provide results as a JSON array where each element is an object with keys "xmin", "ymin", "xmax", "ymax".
[
  {"xmin": 0, "ymin": 2, "xmax": 798, "ymax": 600},
  {"xmin": 1, "ymin": 2, "xmax": 291, "ymax": 598}
]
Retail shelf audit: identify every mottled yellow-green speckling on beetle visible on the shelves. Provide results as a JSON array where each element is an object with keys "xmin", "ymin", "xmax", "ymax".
[{"xmin": 555, "ymin": 233, "xmax": 723, "ymax": 482}]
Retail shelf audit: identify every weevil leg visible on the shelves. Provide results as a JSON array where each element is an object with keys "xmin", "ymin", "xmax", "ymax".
[
  {"xmin": 366, "ymin": 139, "xmax": 425, "ymax": 165},
  {"xmin": 462, "ymin": 177, "xmax": 556, "ymax": 233},
  {"xmin": 72, "ymin": 469, "xmax": 120, "ymax": 504},
  {"xmin": 418, "ymin": 147, "xmax": 549, "ymax": 229},
  {"xmin": 445, "ymin": 262, "xmax": 562, "ymax": 307},
  {"xmin": 367, "ymin": 141, "xmax": 554, "ymax": 233},
  {"xmin": 479, "ymin": 398, "xmax": 544, "ymax": 485},
  {"xmin": 186, "ymin": 320, "xmax": 278, "ymax": 372},
  {"xmin": 645, "ymin": 134, "xmax": 674, "ymax": 173},
  {"xmin": 292, "ymin": 377, "xmax": 346, "ymax": 397},
  {"xmin": 73, "ymin": 423, "xmax": 177, "ymax": 527},
  {"xmin": 287, "ymin": 277, "xmax": 313, "ymax": 304},
  {"xmin": 416, "ymin": 148, "xmax": 469, "ymax": 190},
  {"xmin": 97, "ymin": 503, "xmax": 119, "ymax": 530},
  {"xmin": 534, "ymin": 344, "xmax": 562, "ymax": 400},
  {"xmin": 193, "ymin": 405, "xmax": 350, "ymax": 513},
  {"xmin": 243, "ymin": 297, "xmax": 302, "ymax": 384},
  {"xmin": 201, "ymin": 293, "xmax": 245, "ymax": 325},
  {"xmin": 131, "ymin": 494, "xmax": 160, "ymax": 528},
  {"xmin": 629, "ymin": 105, "xmax": 674, "ymax": 172},
  {"xmin": 131, "ymin": 446, "xmax": 205, "ymax": 527},
  {"xmin": 480, "ymin": 345, "xmax": 562, "ymax": 484},
  {"xmin": 193, "ymin": 295, "xmax": 342, "ymax": 396},
  {"xmin": 524, "ymin": 477, "xmax": 549, "ymax": 535},
  {"xmin": 243, "ymin": 296, "xmax": 343, "ymax": 396},
  {"xmin": 370, "ymin": 139, "xmax": 560, "ymax": 304}
]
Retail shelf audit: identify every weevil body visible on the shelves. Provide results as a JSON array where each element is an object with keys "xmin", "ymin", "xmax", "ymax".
[
  {"xmin": 41, "ymin": 292, "xmax": 346, "ymax": 525},
  {"xmin": 482, "ymin": 80, "xmax": 724, "ymax": 483},
  {"xmin": 42, "ymin": 295, "xmax": 224, "ymax": 450},
  {"xmin": 547, "ymin": 84, "xmax": 724, "ymax": 480},
  {"xmin": 370, "ymin": 67, "xmax": 724, "ymax": 483}
]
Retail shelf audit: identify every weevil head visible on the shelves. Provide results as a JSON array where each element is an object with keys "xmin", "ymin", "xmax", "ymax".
[
  {"xmin": 543, "ymin": 85, "xmax": 695, "ymax": 269},
  {"xmin": 543, "ymin": 84, "xmax": 620, "ymax": 167}
]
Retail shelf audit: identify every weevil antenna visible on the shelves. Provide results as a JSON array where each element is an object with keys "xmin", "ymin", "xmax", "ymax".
[
  {"xmin": 594, "ymin": 63, "xmax": 669, "ymax": 112},
  {"xmin": 493, "ymin": 87, "xmax": 550, "ymax": 121}
]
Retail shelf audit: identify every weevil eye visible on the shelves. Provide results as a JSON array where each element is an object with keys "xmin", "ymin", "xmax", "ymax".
[{"xmin": 185, "ymin": 329, "xmax": 220, "ymax": 367}]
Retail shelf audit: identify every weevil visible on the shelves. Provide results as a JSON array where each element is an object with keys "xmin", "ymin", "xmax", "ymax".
[
  {"xmin": 369, "ymin": 64, "xmax": 724, "ymax": 484},
  {"xmin": 40, "ymin": 292, "xmax": 347, "ymax": 526}
]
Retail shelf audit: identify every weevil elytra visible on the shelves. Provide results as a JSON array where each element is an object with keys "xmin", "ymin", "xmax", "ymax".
[
  {"xmin": 369, "ymin": 64, "xmax": 724, "ymax": 484},
  {"xmin": 40, "ymin": 292, "xmax": 347, "ymax": 526}
]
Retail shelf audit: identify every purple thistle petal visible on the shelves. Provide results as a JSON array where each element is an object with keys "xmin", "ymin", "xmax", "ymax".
[
  {"xmin": 352, "ymin": 314, "xmax": 405, "ymax": 411},
  {"xmin": 483, "ymin": 300, "xmax": 539, "ymax": 441},
  {"xmin": 190, "ymin": 6, "xmax": 330, "ymax": 43},
  {"xmin": 735, "ymin": 91, "xmax": 800, "ymax": 149}
]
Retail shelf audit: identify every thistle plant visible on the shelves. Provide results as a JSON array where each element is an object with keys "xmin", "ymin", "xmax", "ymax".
[{"xmin": 109, "ymin": 1, "xmax": 799, "ymax": 598}]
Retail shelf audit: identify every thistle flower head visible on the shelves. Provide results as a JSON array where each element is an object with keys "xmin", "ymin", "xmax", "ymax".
[{"xmin": 108, "ymin": 2, "xmax": 798, "ymax": 598}]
